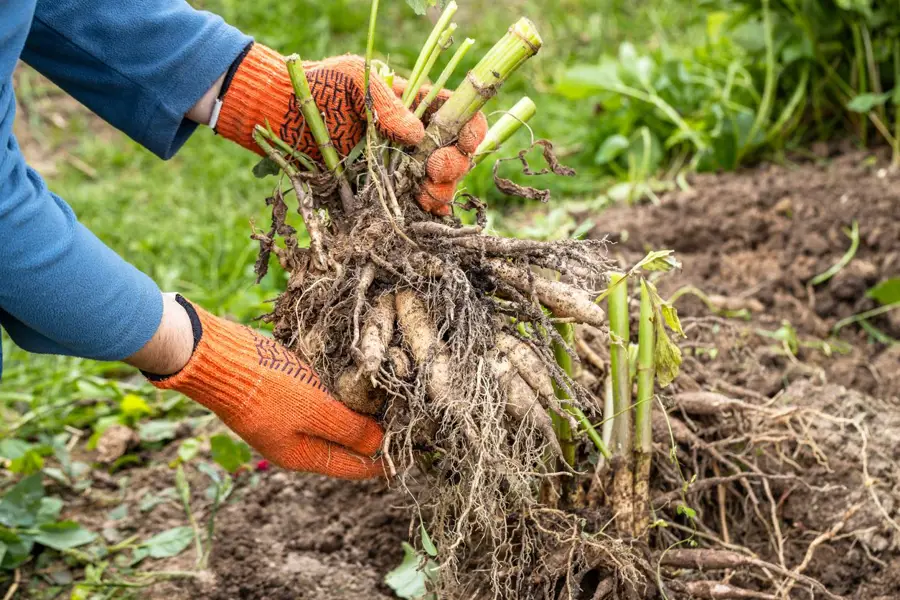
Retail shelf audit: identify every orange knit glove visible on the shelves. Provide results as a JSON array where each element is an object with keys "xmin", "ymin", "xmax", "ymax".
[
  {"xmin": 215, "ymin": 43, "xmax": 487, "ymax": 217},
  {"xmin": 147, "ymin": 296, "xmax": 384, "ymax": 480}
]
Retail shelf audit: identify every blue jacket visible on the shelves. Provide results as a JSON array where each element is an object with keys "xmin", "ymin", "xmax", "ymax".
[{"xmin": 0, "ymin": 1, "xmax": 252, "ymax": 378}]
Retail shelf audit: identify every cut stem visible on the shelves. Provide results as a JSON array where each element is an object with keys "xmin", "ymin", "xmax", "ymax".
[
  {"xmin": 607, "ymin": 271, "xmax": 634, "ymax": 535},
  {"xmin": 414, "ymin": 37, "xmax": 475, "ymax": 119},
  {"xmin": 473, "ymin": 97, "xmax": 537, "ymax": 165},
  {"xmin": 402, "ymin": 1, "xmax": 459, "ymax": 107},
  {"xmin": 634, "ymin": 278, "xmax": 655, "ymax": 538},
  {"xmin": 285, "ymin": 54, "xmax": 357, "ymax": 215},
  {"xmin": 413, "ymin": 17, "xmax": 543, "ymax": 161}
]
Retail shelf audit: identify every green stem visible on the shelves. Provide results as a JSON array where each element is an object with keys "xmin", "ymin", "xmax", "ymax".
[
  {"xmin": 551, "ymin": 322, "xmax": 576, "ymax": 468},
  {"xmin": 364, "ymin": 0, "xmax": 380, "ymax": 101},
  {"xmin": 413, "ymin": 17, "xmax": 543, "ymax": 161},
  {"xmin": 256, "ymin": 123, "xmax": 318, "ymax": 173},
  {"xmin": 402, "ymin": 1, "xmax": 458, "ymax": 107},
  {"xmin": 568, "ymin": 404, "xmax": 610, "ymax": 460},
  {"xmin": 635, "ymin": 280, "xmax": 654, "ymax": 455},
  {"xmin": 406, "ymin": 24, "xmax": 458, "ymax": 110},
  {"xmin": 740, "ymin": 0, "xmax": 774, "ymax": 160},
  {"xmin": 894, "ymin": 41, "xmax": 900, "ymax": 168},
  {"xmin": 602, "ymin": 375, "xmax": 614, "ymax": 449},
  {"xmin": 852, "ymin": 22, "xmax": 868, "ymax": 145},
  {"xmin": 833, "ymin": 301, "xmax": 900, "ymax": 334},
  {"xmin": 285, "ymin": 55, "xmax": 357, "ymax": 214},
  {"xmin": 414, "ymin": 37, "xmax": 475, "ymax": 119},
  {"xmin": 253, "ymin": 126, "xmax": 299, "ymax": 176},
  {"xmin": 608, "ymin": 272, "xmax": 632, "ymax": 456},
  {"xmin": 809, "ymin": 220, "xmax": 859, "ymax": 286},
  {"xmin": 633, "ymin": 279, "xmax": 655, "ymax": 538},
  {"xmin": 473, "ymin": 96, "xmax": 537, "ymax": 165}
]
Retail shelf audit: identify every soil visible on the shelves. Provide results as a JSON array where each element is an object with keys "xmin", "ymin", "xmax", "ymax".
[{"xmin": 15, "ymin": 150, "xmax": 899, "ymax": 599}]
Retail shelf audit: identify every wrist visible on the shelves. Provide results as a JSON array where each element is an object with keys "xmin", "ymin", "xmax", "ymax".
[
  {"xmin": 125, "ymin": 294, "xmax": 195, "ymax": 376},
  {"xmin": 214, "ymin": 43, "xmax": 294, "ymax": 151}
]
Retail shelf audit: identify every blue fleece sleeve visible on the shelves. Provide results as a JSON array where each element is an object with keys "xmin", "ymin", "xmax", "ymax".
[
  {"xmin": 21, "ymin": 0, "xmax": 252, "ymax": 159},
  {"xmin": 0, "ymin": 116, "xmax": 164, "ymax": 361}
]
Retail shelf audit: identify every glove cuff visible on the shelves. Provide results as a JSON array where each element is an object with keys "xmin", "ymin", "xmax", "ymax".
[
  {"xmin": 215, "ymin": 43, "xmax": 295, "ymax": 153},
  {"xmin": 147, "ymin": 296, "xmax": 326, "ymax": 418}
]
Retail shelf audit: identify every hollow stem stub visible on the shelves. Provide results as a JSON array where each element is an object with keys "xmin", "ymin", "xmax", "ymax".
[
  {"xmin": 413, "ymin": 18, "xmax": 542, "ymax": 161},
  {"xmin": 473, "ymin": 96, "xmax": 537, "ymax": 165}
]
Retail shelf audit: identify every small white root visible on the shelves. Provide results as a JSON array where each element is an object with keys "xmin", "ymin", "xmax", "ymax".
[
  {"xmin": 359, "ymin": 293, "xmax": 396, "ymax": 375},
  {"xmin": 488, "ymin": 259, "xmax": 606, "ymax": 328}
]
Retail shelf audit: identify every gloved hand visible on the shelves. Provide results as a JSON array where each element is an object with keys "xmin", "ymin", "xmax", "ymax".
[
  {"xmin": 215, "ymin": 43, "xmax": 487, "ymax": 217},
  {"xmin": 146, "ymin": 296, "xmax": 384, "ymax": 479}
]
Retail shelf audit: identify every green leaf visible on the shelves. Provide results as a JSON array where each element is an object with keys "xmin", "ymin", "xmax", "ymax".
[
  {"xmin": 654, "ymin": 314, "xmax": 683, "ymax": 388},
  {"xmin": 0, "ymin": 439, "xmax": 33, "ymax": 460},
  {"xmin": 129, "ymin": 546, "xmax": 150, "ymax": 566},
  {"xmin": 384, "ymin": 542, "xmax": 438, "ymax": 599},
  {"xmin": 420, "ymin": 524, "xmax": 437, "ymax": 558},
  {"xmin": 0, "ymin": 473, "xmax": 45, "ymax": 528},
  {"xmin": 119, "ymin": 394, "xmax": 152, "ymax": 422},
  {"xmin": 177, "ymin": 438, "xmax": 202, "ymax": 463},
  {"xmin": 210, "ymin": 435, "xmax": 251, "ymax": 473},
  {"xmin": 594, "ymin": 135, "xmax": 630, "ymax": 165},
  {"xmin": 252, "ymin": 157, "xmax": 281, "ymax": 179},
  {"xmin": 867, "ymin": 278, "xmax": 900, "ymax": 306},
  {"xmin": 196, "ymin": 462, "xmax": 222, "ymax": 485},
  {"xmin": 676, "ymin": 503, "xmax": 697, "ymax": 521},
  {"xmin": 557, "ymin": 60, "xmax": 623, "ymax": 100},
  {"xmin": 108, "ymin": 504, "xmax": 128, "ymax": 522},
  {"xmin": 9, "ymin": 450, "xmax": 44, "ymax": 475},
  {"xmin": 660, "ymin": 302, "xmax": 685, "ymax": 337},
  {"xmin": 141, "ymin": 526, "xmax": 194, "ymax": 559},
  {"xmin": 137, "ymin": 419, "xmax": 179, "ymax": 443},
  {"xmin": 0, "ymin": 527, "xmax": 34, "ymax": 569},
  {"xmin": 34, "ymin": 521, "xmax": 97, "ymax": 550},
  {"xmin": 847, "ymin": 92, "xmax": 892, "ymax": 113},
  {"xmin": 406, "ymin": 0, "xmax": 438, "ymax": 15},
  {"xmin": 36, "ymin": 497, "xmax": 64, "ymax": 525},
  {"xmin": 175, "ymin": 465, "xmax": 191, "ymax": 508},
  {"xmin": 632, "ymin": 250, "xmax": 682, "ymax": 273}
]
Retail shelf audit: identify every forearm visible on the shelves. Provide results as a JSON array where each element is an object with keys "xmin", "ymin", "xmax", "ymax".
[{"xmin": 0, "ymin": 136, "xmax": 163, "ymax": 361}]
